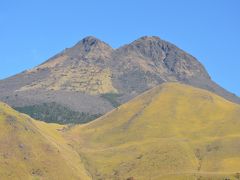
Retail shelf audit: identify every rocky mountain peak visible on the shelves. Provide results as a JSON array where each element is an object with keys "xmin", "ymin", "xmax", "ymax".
[
  {"xmin": 136, "ymin": 35, "xmax": 162, "ymax": 42},
  {"xmin": 116, "ymin": 36, "xmax": 172, "ymax": 68},
  {"xmin": 74, "ymin": 36, "xmax": 113, "ymax": 53},
  {"xmin": 130, "ymin": 36, "xmax": 172, "ymax": 51},
  {"xmin": 118, "ymin": 36, "xmax": 171, "ymax": 56}
]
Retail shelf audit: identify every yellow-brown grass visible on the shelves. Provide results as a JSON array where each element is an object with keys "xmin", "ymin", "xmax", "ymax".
[
  {"xmin": 0, "ymin": 102, "xmax": 90, "ymax": 180},
  {"xmin": 67, "ymin": 83, "xmax": 240, "ymax": 179},
  {"xmin": 1, "ymin": 82, "xmax": 240, "ymax": 179}
]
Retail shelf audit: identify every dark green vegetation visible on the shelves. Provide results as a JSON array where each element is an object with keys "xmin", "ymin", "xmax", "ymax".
[
  {"xmin": 14, "ymin": 102, "xmax": 101, "ymax": 124},
  {"xmin": 100, "ymin": 93, "xmax": 122, "ymax": 108}
]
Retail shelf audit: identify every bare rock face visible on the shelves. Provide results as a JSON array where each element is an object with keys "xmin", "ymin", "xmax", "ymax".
[{"xmin": 0, "ymin": 36, "xmax": 239, "ymax": 124}]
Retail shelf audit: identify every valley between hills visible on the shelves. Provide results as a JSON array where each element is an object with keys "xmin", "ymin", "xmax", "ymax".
[{"xmin": 1, "ymin": 83, "xmax": 240, "ymax": 180}]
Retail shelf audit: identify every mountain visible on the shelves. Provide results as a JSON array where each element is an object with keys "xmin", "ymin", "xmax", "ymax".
[
  {"xmin": 0, "ymin": 101, "xmax": 90, "ymax": 179},
  {"xmin": 0, "ymin": 83, "xmax": 240, "ymax": 179},
  {"xmin": 0, "ymin": 36, "xmax": 239, "ymax": 124},
  {"xmin": 66, "ymin": 83, "xmax": 240, "ymax": 180}
]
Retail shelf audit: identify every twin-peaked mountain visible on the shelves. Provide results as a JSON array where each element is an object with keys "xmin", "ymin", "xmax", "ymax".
[{"xmin": 0, "ymin": 36, "xmax": 239, "ymax": 123}]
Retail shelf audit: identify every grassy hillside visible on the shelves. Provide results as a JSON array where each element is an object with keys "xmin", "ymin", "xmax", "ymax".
[
  {"xmin": 0, "ymin": 102, "xmax": 91, "ymax": 180},
  {"xmin": 67, "ymin": 83, "xmax": 240, "ymax": 180},
  {"xmin": 1, "ymin": 82, "xmax": 240, "ymax": 179}
]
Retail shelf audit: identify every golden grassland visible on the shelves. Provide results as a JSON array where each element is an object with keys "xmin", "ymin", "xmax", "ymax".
[
  {"xmin": 67, "ymin": 83, "xmax": 240, "ymax": 179},
  {"xmin": 1, "ymin": 83, "xmax": 240, "ymax": 179},
  {"xmin": 0, "ymin": 102, "xmax": 90, "ymax": 180}
]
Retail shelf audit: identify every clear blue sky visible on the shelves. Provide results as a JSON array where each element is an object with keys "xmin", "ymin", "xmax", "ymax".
[{"xmin": 0, "ymin": 0, "xmax": 239, "ymax": 96}]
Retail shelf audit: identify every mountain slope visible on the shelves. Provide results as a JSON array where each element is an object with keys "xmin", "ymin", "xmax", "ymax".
[
  {"xmin": 0, "ymin": 83, "xmax": 240, "ymax": 179},
  {"xmin": 67, "ymin": 83, "xmax": 240, "ymax": 179},
  {"xmin": 0, "ymin": 36, "xmax": 239, "ymax": 124},
  {"xmin": 0, "ymin": 102, "xmax": 90, "ymax": 180}
]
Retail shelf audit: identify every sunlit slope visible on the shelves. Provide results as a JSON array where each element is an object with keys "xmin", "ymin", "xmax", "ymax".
[
  {"xmin": 68, "ymin": 83, "xmax": 240, "ymax": 180},
  {"xmin": 0, "ymin": 102, "xmax": 90, "ymax": 180}
]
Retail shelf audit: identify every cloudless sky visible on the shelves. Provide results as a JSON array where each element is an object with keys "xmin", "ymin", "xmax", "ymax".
[{"xmin": 0, "ymin": 0, "xmax": 239, "ymax": 96}]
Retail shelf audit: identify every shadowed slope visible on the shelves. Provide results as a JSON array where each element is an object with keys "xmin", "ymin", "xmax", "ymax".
[
  {"xmin": 67, "ymin": 83, "xmax": 240, "ymax": 180},
  {"xmin": 0, "ymin": 102, "xmax": 90, "ymax": 180}
]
